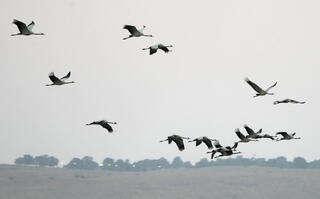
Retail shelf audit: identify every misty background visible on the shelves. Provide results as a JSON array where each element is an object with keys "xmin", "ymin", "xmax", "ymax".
[{"xmin": 1, "ymin": 0, "xmax": 320, "ymax": 165}]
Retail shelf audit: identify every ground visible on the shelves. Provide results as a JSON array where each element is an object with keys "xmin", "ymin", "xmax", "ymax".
[{"xmin": 0, "ymin": 165, "xmax": 319, "ymax": 199}]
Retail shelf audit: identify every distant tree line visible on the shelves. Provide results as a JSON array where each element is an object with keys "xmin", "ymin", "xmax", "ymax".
[
  {"xmin": 15, "ymin": 154, "xmax": 59, "ymax": 167},
  {"xmin": 14, "ymin": 154, "xmax": 320, "ymax": 171}
]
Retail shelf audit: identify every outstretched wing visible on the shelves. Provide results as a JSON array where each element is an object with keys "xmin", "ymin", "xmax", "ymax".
[
  {"xmin": 173, "ymin": 137, "xmax": 185, "ymax": 151},
  {"xmin": 150, "ymin": 48, "xmax": 157, "ymax": 55},
  {"xmin": 13, "ymin": 19, "xmax": 28, "ymax": 34},
  {"xmin": 60, "ymin": 72, "xmax": 71, "ymax": 81},
  {"xmin": 27, "ymin": 21, "xmax": 35, "ymax": 31},
  {"xmin": 123, "ymin": 25, "xmax": 138, "ymax": 35},
  {"xmin": 256, "ymin": 129, "xmax": 262, "ymax": 134},
  {"xmin": 244, "ymin": 125, "xmax": 256, "ymax": 136},
  {"xmin": 213, "ymin": 140, "xmax": 223, "ymax": 148},
  {"xmin": 195, "ymin": 139, "xmax": 202, "ymax": 146},
  {"xmin": 276, "ymin": 132, "xmax": 289, "ymax": 138},
  {"xmin": 262, "ymin": 134, "xmax": 274, "ymax": 140},
  {"xmin": 158, "ymin": 44, "xmax": 170, "ymax": 53},
  {"xmin": 100, "ymin": 121, "xmax": 114, "ymax": 133},
  {"xmin": 245, "ymin": 78, "xmax": 265, "ymax": 93},
  {"xmin": 202, "ymin": 138, "xmax": 213, "ymax": 149},
  {"xmin": 48, "ymin": 72, "xmax": 63, "ymax": 84},
  {"xmin": 232, "ymin": 142, "xmax": 238, "ymax": 149},
  {"xmin": 235, "ymin": 128, "xmax": 246, "ymax": 140},
  {"xmin": 265, "ymin": 82, "xmax": 277, "ymax": 91}
]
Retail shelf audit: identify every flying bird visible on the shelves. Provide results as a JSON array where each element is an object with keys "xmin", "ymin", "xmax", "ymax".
[
  {"xmin": 207, "ymin": 142, "xmax": 240, "ymax": 159},
  {"xmin": 274, "ymin": 99, "xmax": 305, "ymax": 105},
  {"xmin": 46, "ymin": 72, "xmax": 75, "ymax": 86},
  {"xmin": 86, "ymin": 120, "xmax": 117, "ymax": 133},
  {"xmin": 123, "ymin": 25, "xmax": 153, "ymax": 40},
  {"xmin": 275, "ymin": 132, "xmax": 301, "ymax": 141},
  {"xmin": 11, "ymin": 19, "xmax": 44, "ymax": 36},
  {"xmin": 188, "ymin": 136, "xmax": 217, "ymax": 149},
  {"xmin": 160, "ymin": 135, "xmax": 190, "ymax": 151},
  {"xmin": 244, "ymin": 125, "xmax": 275, "ymax": 140},
  {"xmin": 245, "ymin": 77, "xmax": 277, "ymax": 97},
  {"xmin": 235, "ymin": 128, "xmax": 258, "ymax": 143},
  {"xmin": 142, "ymin": 44, "xmax": 173, "ymax": 55},
  {"xmin": 244, "ymin": 125, "xmax": 262, "ymax": 139}
]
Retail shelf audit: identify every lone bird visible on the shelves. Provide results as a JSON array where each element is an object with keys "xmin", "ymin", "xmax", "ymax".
[
  {"xmin": 188, "ymin": 136, "xmax": 217, "ymax": 149},
  {"xmin": 245, "ymin": 77, "xmax": 277, "ymax": 97},
  {"xmin": 235, "ymin": 128, "xmax": 258, "ymax": 143},
  {"xmin": 274, "ymin": 99, "xmax": 305, "ymax": 105},
  {"xmin": 123, "ymin": 25, "xmax": 153, "ymax": 40},
  {"xmin": 160, "ymin": 135, "xmax": 190, "ymax": 151},
  {"xmin": 142, "ymin": 44, "xmax": 173, "ymax": 55},
  {"xmin": 46, "ymin": 72, "xmax": 75, "ymax": 86},
  {"xmin": 11, "ymin": 19, "xmax": 44, "ymax": 36},
  {"xmin": 86, "ymin": 120, "xmax": 117, "ymax": 133},
  {"xmin": 244, "ymin": 125, "xmax": 275, "ymax": 140},
  {"xmin": 275, "ymin": 132, "xmax": 301, "ymax": 141}
]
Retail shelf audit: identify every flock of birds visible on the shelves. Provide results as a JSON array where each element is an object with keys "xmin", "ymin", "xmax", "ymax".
[
  {"xmin": 11, "ymin": 19, "xmax": 305, "ymax": 159},
  {"xmin": 159, "ymin": 78, "xmax": 304, "ymax": 159}
]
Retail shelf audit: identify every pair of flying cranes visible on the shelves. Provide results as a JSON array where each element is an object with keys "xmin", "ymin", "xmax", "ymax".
[
  {"xmin": 161, "ymin": 79, "xmax": 304, "ymax": 159},
  {"xmin": 12, "ymin": 20, "xmax": 304, "ymax": 158}
]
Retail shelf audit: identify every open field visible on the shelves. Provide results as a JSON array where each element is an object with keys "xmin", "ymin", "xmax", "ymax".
[{"xmin": 0, "ymin": 165, "xmax": 319, "ymax": 199}]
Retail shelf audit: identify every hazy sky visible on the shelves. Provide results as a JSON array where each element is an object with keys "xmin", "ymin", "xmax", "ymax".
[{"xmin": 1, "ymin": 0, "xmax": 320, "ymax": 164}]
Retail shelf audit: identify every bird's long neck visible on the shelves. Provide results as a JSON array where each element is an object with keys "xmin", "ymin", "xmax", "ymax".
[
  {"xmin": 123, "ymin": 35, "xmax": 132, "ymax": 40},
  {"xmin": 64, "ymin": 81, "xmax": 75, "ymax": 84},
  {"xmin": 86, "ymin": 122, "xmax": 98, "ymax": 125}
]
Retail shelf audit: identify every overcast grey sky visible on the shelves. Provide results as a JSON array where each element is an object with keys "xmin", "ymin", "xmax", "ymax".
[{"xmin": 1, "ymin": 0, "xmax": 319, "ymax": 164}]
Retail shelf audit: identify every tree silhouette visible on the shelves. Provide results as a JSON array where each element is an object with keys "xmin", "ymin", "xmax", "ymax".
[
  {"xmin": 171, "ymin": 157, "xmax": 184, "ymax": 168},
  {"xmin": 14, "ymin": 154, "xmax": 35, "ymax": 165},
  {"xmin": 293, "ymin": 157, "xmax": 308, "ymax": 168},
  {"xmin": 34, "ymin": 155, "xmax": 59, "ymax": 167}
]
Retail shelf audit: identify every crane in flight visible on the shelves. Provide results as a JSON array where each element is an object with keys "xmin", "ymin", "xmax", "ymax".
[
  {"xmin": 86, "ymin": 120, "xmax": 117, "ymax": 133},
  {"xmin": 123, "ymin": 25, "xmax": 153, "ymax": 40},
  {"xmin": 274, "ymin": 99, "xmax": 305, "ymax": 105},
  {"xmin": 188, "ymin": 136, "xmax": 217, "ymax": 149},
  {"xmin": 45, "ymin": 72, "xmax": 75, "ymax": 86},
  {"xmin": 11, "ymin": 19, "xmax": 44, "ymax": 36},
  {"xmin": 245, "ymin": 77, "xmax": 277, "ymax": 97},
  {"xmin": 275, "ymin": 132, "xmax": 301, "ymax": 141},
  {"xmin": 142, "ymin": 44, "xmax": 173, "ymax": 55},
  {"xmin": 160, "ymin": 135, "xmax": 190, "ymax": 151},
  {"xmin": 244, "ymin": 125, "xmax": 275, "ymax": 140}
]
